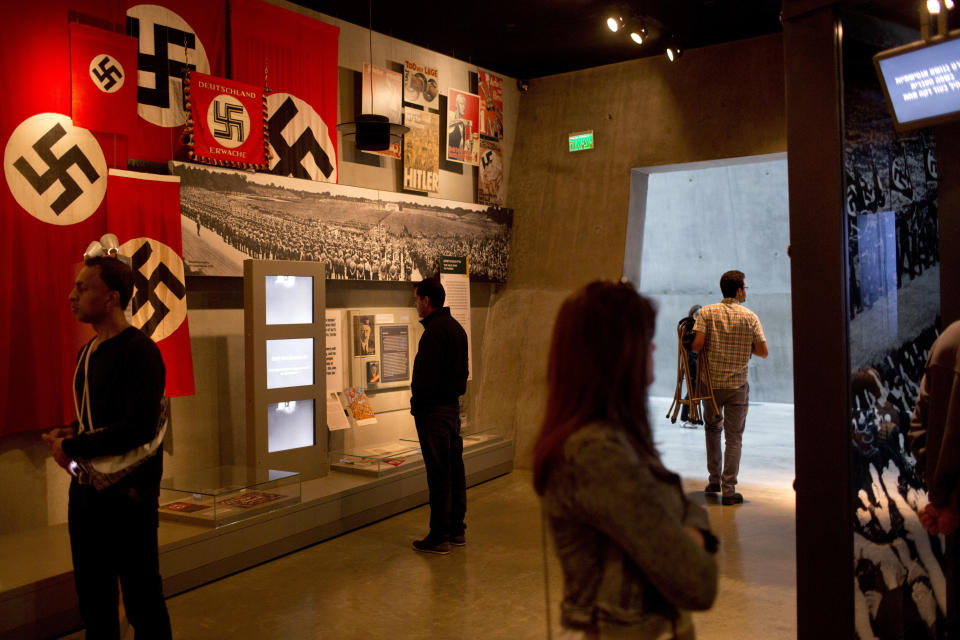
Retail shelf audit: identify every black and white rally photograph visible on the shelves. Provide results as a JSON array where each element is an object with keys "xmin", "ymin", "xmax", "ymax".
[{"xmin": 171, "ymin": 161, "xmax": 513, "ymax": 282}]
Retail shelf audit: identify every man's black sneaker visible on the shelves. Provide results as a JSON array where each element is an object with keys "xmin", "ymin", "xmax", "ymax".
[
  {"xmin": 448, "ymin": 534, "xmax": 466, "ymax": 546},
  {"xmin": 704, "ymin": 483, "xmax": 721, "ymax": 493},
  {"xmin": 412, "ymin": 536, "xmax": 450, "ymax": 555},
  {"xmin": 721, "ymin": 493, "xmax": 744, "ymax": 506}
]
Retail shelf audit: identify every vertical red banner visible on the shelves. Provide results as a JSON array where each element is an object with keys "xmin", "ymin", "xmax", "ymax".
[
  {"xmin": 70, "ymin": 22, "xmax": 139, "ymax": 137},
  {"xmin": 1, "ymin": 1, "xmax": 127, "ymax": 434},
  {"xmin": 107, "ymin": 169, "xmax": 194, "ymax": 396},
  {"xmin": 124, "ymin": 1, "xmax": 226, "ymax": 163},
  {"xmin": 230, "ymin": 0, "xmax": 339, "ymax": 183}
]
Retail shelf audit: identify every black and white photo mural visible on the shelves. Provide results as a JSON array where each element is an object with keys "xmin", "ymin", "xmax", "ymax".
[
  {"xmin": 841, "ymin": 13, "xmax": 945, "ymax": 639},
  {"xmin": 169, "ymin": 161, "xmax": 512, "ymax": 282}
]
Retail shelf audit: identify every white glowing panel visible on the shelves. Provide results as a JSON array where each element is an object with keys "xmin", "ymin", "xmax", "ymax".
[
  {"xmin": 267, "ymin": 399, "xmax": 315, "ymax": 452},
  {"xmin": 265, "ymin": 275, "xmax": 313, "ymax": 325},
  {"xmin": 266, "ymin": 338, "xmax": 314, "ymax": 389}
]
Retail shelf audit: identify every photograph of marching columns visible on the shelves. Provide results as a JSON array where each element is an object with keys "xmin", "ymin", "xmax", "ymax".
[
  {"xmin": 445, "ymin": 88, "xmax": 480, "ymax": 165},
  {"xmin": 171, "ymin": 161, "xmax": 512, "ymax": 282}
]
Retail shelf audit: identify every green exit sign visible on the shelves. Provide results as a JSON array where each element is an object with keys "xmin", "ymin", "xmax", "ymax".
[{"xmin": 568, "ymin": 130, "xmax": 594, "ymax": 152}]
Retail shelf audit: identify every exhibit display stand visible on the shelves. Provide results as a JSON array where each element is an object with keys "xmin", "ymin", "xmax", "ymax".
[
  {"xmin": 158, "ymin": 466, "xmax": 301, "ymax": 527},
  {"xmin": 244, "ymin": 259, "xmax": 327, "ymax": 479},
  {"xmin": 330, "ymin": 429, "xmax": 505, "ymax": 477},
  {"xmin": 330, "ymin": 442, "xmax": 423, "ymax": 476}
]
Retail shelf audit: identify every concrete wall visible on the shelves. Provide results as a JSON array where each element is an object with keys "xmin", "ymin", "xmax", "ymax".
[
  {"xmin": 475, "ymin": 34, "xmax": 787, "ymax": 468},
  {"xmin": 631, "ymin": 157, "xmax": 793, "ymax": 403},
  {"xmin": 0, "ymin": 1, "xmax": 518, "ymax": 536}
]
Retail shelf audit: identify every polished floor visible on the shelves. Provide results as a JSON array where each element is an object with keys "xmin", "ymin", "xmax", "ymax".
[{"xmin": 154, "ymin": 398, "xmax": 796, "ymax": 640}]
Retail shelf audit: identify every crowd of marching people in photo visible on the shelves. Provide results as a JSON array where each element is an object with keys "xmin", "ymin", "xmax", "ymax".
[{"xmin": 181, "ymin": 187, "xmax": 510, "ymax": 282}]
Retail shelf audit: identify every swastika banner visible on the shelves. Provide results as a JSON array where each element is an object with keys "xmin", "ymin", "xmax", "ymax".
[
  {"xmin": 125, "ymin": 0, "xmax": 226, "ymax": 163},
  {"xmin": 1, "ymin": 1, "xmax": 123, "ymax": 436},
  {"xmin": 107, "ymin": 169, "xmax": 195, "ymax": 397},
  {"xmin": 186, "ymin": 71, "xmax": 267, "ymax": 169},
  {"xmin": 69, "ymin": 22, "xmax": 138, "ymax": 137},
  {"xmin": 230, "ymin": 0, "xmax": 339, "ymax": 183}
]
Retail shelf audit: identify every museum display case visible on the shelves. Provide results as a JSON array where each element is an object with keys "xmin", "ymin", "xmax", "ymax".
[
  {"xmin": 329, "ymin": 429, "xmax": 504, "ymax": 477},
  {"xmin": 158, "ymin": 465, "xmax": 301, "ymax": 527},
  {"xmin": 329, "ymin": 441, "xmax": 423, "ymax": 476}
]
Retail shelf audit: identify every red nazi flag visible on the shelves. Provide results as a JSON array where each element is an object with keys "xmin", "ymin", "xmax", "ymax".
[
  {"xmin": 70, "ymin": 22, "xmax": 138, "ymax": 137},
  {"xmin": 125, "ymin": 0, "xmax": 227, "ymax": 163},
  {"xmin": 107, "ymin": 169, "xmax": 195, "ymax": 397},
  {"xmin": 187, "ymin": 72, "xmax": 266, "ymax": 168}
]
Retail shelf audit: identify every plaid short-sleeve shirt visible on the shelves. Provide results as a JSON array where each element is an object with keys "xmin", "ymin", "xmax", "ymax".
[{"xmin": 693, "ymin": 298, "xmax": 766, "ymax": 390}]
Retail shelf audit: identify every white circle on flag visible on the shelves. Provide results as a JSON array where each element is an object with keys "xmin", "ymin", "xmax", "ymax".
[
  {"xmin": 266, "ymin": 92, "xmax": 337, "ymax": 183},
  {"xmin": 120, "ymin": 237, "xmax": 188, "ymax": 341},
  {"xmin": 127, "ymin": 4, "xmax": 210, "ymax": 128},
  {"xmin": 3, "ymin": 113, "xmax": 106, "ymax": 226},
  {"xmin": 207, "ymin": 94, "xmax": 249, "ymax": 149},
  {"xmin": 88, "ymin": 54, "xmax": 125, "ymax": 93}
]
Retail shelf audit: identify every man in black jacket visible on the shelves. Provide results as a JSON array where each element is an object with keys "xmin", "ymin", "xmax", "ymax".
[
  {"xmin": 411, "ymin": 278, "xmax": 469, "ymax": 554},
  {"xmin": 43, "ymin": 256, "xmax": 172, "ymax": 639}
]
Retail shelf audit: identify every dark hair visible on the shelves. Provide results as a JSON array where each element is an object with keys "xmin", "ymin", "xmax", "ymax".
[
  {"xmin": 687, "ymin": 304, "xmax": 701, "ymax": 319},
  {"xmin": 720, "ymin": 270, "xmax": 745, "ymax": 298},
  {"xmin": 85, "ymin": 256, "xmax": 134, "ymax": 308},
  {"xmin": 415, "ymin": 277, "xmax": 445, "ymax": 308},
  {"xmin": 533, "ymin": 281, "xmax": 658, "ymax": 494}
]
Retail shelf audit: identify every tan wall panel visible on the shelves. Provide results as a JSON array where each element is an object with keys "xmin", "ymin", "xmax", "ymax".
[{"xmin": 480, "ymin": 34, "xmax": 787, "ymax": 467}]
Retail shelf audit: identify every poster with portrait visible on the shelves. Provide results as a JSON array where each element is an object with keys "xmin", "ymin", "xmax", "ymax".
[
  {"xmin": 353, "ymin": 315, "xmax": 376, "ymax": 356},
  {"xmin": 365, "ymin": 360, "xmax": 381, "ymax": 385},
  {"xmin": 478, "ymin": 139, "xmax": 505, "ymax": 206},
  {"xmin": 362, "ymin": 63, "xmax": 402, "ymax": 159},
  {"xmin": 403, "ymin": 107, "xmax": 440, "ymax": 193},
  {"xmin": 478, "ymin": 71, "xmax": 503, "ymax": 140},
  {"xmin": 403, "ymin": 60, "xmax": 439, "ymax": 109},
  {"xmin": 446, "ymin": 89, "xmax": 480, "ymax": 165}
]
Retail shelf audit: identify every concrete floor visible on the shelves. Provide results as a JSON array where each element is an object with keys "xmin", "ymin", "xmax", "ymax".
[{"xmin": 160, "ymin": 398, "xmax": 796, "ymax": 639}]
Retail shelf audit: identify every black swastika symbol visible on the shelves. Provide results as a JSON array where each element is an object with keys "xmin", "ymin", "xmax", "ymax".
[
  {"xmin": 269, "ymin": 97, "xmax": 334, "ymax": 179},
  {"xmin": 91, "ymin": 55, "xmax": 123, "ymax": 91},
  {"xmin": 127, "ymin": 16, "xmax": 197, "ymax": 109},
  {"xmin": 213, "ymin": 101, "xmax": 245, "ymax": 142},
  {"xmin": 13, "ymin": 124, "xmax": 100, "ymax": 215},
  {"xmin": 131, "ymin": 241, "xmax": 186, "ymax": 338}
]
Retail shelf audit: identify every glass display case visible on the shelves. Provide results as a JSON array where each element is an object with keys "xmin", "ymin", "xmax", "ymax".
[
  {"xmin": 400, "ymin": 428, "xmax": 502, "ymax": 449},
  {"xmin": 329, "ymin": 442, "xmax": 423, "ymax": 477},
  {"xmin": 158, "ymin": 466, "xmax": 301, "ymax": 527}
]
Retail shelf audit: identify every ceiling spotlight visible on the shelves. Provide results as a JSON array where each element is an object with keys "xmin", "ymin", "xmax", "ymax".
[
  {"xmin": 606, "ymin": 15, "xmax": 624, "ymax": 32},
  {"xmin": 630, "ymin": 31, "xmax": 643, "ymax": 44},
  {"xmin": 665, "ymin": 37, "xmax": 683, "ymax": 62},
  {"xmin": 928, "ymin": 0, "xmax": 942, "ymax": 14},
  {"xmin": 946, "ymin": 0, "xmax": 955, "ymax": 9}
]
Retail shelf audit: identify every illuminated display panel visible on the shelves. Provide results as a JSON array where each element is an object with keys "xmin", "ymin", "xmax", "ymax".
[
  {"xmin": 267, "ymin": 399, "xmax": 315, "ymax": 452},
  {"xmin": 265, "ymin": 275, "xmax": 313, "ymax": 325},
  {"xmin": 266, "ymin": 338, "xmax": 314, "ymax": 389},
  {"xmin": 875, "ymin": 33, "xmax": 960, "ymax": 130}
]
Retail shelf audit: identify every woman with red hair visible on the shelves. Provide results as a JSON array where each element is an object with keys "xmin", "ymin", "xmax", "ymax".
[{"xmin": 534, "ymin": 281, "xmax": 718, "ymax": 639}]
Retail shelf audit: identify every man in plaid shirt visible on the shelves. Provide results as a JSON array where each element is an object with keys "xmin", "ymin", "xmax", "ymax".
[{"xmin": 691, "ymin": 270, "xmax": 768, "ymax": 505}]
